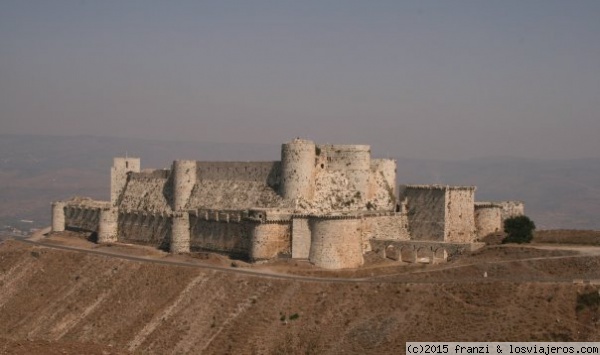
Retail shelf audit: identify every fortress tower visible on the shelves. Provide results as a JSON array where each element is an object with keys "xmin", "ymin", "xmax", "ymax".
[
  {"xmin": 369, "ymin": 159, "xmax": 397, "ymax": 200},
  {"xmin": 321, "ymin": 144, "xmax": 371, "ymax": 200},
  {"xmin": 97, "ymin": 207, "xmax": 118, "ymax": 244},
  {"xmin": 51, "ymin": 201, "xmax": 66, "ymax": 232},
  {"xmin": 110, "ymin": 157, "xmax": 140, "ymax": 206},
  {"xmin": 402, "ymin": 185, "xmax": 476, "ymax": 243},
  {"xmin": 474, "ymin": 202, "xmax": 503, "ymax": 239},
  {"xmin": 308, "ymin": 216, "xmax": 364, "ymax": 269},
  {"xmin": 171, "ymin": 212, "xmax": 190, "ymax": 253},
  {"xmin": 172, "ymin": 160, "xmax": 197, "ymax": 212},
  {"xmin": 280, "ymin": 139, "xmax": 316, "ymax": 202}
]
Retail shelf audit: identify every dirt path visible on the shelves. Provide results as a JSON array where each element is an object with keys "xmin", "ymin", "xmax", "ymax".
[{"xmin": 10, "ymin": 233, "xmax": 600, "ymax": 285}]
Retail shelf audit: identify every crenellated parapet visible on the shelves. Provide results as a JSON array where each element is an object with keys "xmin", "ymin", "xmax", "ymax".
[{"xmin": 49, "ymin": 138, "xmax": 527, "ymax": 270}]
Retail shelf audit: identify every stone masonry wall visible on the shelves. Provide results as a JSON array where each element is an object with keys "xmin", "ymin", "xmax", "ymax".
[
  {"xmin": 281, "ymin": 139, "xmax": 316, "ymax": 201},
  {"xmin": 499, "ymin": 201, "xmax": 525, "ymax": 221},
  {"xmin": 475, "ymin": 203, "xmax": 503, "ymax": 239},
  {"xmin": 369, "ymin": 239, "xmax": 482, "ymax": 263},
  {"xmin": 117, "ymin": 211, "xmax": 170, "ymax": 249},
  {"xmin": 309, "ymin": 217, "xmax": 363, "ymax": 269},
  {"xmin": 111, "ymin": 157, "xmax": 140, "ymax": 206},
  {"xmin": 186, "ymin": 180, "xmax": 286, "ymax": 210},
  {"xmin": 291, "ymin": 218, "xmax": 310, "ymax": 259},
  {"xmin": 173, "ymin": 160, "xmax": 196, "ymax": 212},
  {"xmin": 64, "ymin": 205, "xmax": 101, "ymax": 233},
  {"xmin": 196, "ymin": 161, "xmax": 281, "ymax": 185},
  {"xmin": 444, "ymin": 187, "xmax": 476, "ymax": 243},
  {"xmin": 52, "ymin": 202, "xmax": 66, "ymax": 232},
  {"xmin": 370, "ymin": 159, "xmax": 397, "ymax": 200},
  {"xmin": 319, "ymin": 144, "xmax": 371, "ymax": 202},
  {"xmin": 362, "ymin": 214, "xmax": 410, "ymax": 241},
  {"xmin": 250, "ymin": 222, "xmax": 292, "ymax": 261},
  {"xmin": 189, "ymin": 214, "xmax": 250, "ymax": 258},
  {"xmin": 402, "ymin": 186, "xmax": 446, "ymax": 241},
  {"xmin": 118, "ymin": 174, "xmax": 172, "ymax": 213}
]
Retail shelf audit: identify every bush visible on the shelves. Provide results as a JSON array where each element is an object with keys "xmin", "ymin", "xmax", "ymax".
[{"xmin": 502, "ymin": 215, "xmax": 536, "ymax": 244}]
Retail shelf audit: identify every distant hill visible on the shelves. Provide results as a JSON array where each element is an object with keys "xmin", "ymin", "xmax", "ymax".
[{"xmin": 1, "ymin": 134, "xmax": 598, "ymax": 230}]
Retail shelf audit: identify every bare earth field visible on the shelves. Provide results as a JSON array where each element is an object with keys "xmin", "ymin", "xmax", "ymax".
[{"xmin": 1, "ymin": 231, "xmax": 600, "ymax": 354}]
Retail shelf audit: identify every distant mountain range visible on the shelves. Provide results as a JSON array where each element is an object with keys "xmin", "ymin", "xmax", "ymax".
[{"xmin": 1, "ymin": 134, "xmax": 598, "ymax": 230}]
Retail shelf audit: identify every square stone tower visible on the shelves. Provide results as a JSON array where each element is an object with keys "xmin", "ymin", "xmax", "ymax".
[{"xmin": 401, "ymin": 185, "xmax": 476, "ymax": 243}]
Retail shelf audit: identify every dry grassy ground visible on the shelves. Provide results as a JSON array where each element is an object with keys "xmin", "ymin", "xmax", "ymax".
[{"xmin": 1, "ymin": 231, "xmax": 600, "ymax": 354}]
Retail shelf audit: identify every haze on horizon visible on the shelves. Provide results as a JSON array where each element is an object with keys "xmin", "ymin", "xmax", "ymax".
[{"xmin": 1, "ymin": 1, "xmax": 599, "ymax": 160}]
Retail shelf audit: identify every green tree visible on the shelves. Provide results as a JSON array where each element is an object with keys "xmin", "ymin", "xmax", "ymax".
[{"xmin": 502, "ymin": 215, "xmax": 536, "ymax": 244}]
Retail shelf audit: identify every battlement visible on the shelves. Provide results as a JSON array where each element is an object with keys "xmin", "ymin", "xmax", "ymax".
[
  {"xmin": 475, "ymin": 202, "xmax": 502, "ymax": 209},
  {"xmin": 403, "ymin": 184, "xmax": 476, "ymax": 191},
  {"xmin": 52, "ymin": 138, "xmax": 526, "ymax": 270}
]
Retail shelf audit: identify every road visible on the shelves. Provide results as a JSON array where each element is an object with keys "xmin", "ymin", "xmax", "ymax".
[{"xmin": 5, "ymin": 230, "xmax": 600, "ymax": 285}]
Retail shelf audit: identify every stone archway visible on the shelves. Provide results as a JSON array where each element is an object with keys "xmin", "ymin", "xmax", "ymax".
[{"xmin": 416, "ymin": 247, "xmax": 433, "ymax": 264}]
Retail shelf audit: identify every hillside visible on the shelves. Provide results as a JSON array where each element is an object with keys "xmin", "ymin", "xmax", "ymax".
[
  {"xmin": 1, "ymin": 234, "xmax": 600, "ymax": 354},
  {"xmin": 1, "ymin": 134, "xmax": 600, "ymax": 230}
]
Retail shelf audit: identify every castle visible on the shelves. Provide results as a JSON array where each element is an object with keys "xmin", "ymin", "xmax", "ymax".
[{"xmin": 51, "ymin": 139, "xmax": 524, "ymax": 269}]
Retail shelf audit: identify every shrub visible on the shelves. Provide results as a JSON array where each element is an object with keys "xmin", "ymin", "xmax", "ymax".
[{"xmin": 502, "ymin": 215, "xmax": 536, "ymax": 244}]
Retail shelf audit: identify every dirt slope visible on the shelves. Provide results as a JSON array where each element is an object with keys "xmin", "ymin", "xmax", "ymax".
[{"xmin": 1, "ymin": 240, "xmax": 600, "ymax": 354}]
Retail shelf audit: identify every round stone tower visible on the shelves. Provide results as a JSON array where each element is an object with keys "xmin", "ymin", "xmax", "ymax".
[
  {"xmin": 474, "ymin": 203, "xmax": 502, "ymax": 239},
  {"xmin": 321, "ymin": 144, "xmax": 371, "ymax": 200},
  {"xmin": 308, "ymin": 216, "xmax": 364, "ymax": 269},
  {"xmin": 172, "ymin": 160, "xmax": 197, "ymax": 212},
  {"xmin": 170, "ymin": 212, "xmax": 190, "ymax": 253},
  {"xmin": 98, "ymin": 207, "xmax": 118, "ymax": 244},
  {"xmin": 280, "ymin": 139, "xmax": 316, "ymax": 202},
  {"xmin": 51, "ymin": 201, "xmax": 66, "ymax": 232}
]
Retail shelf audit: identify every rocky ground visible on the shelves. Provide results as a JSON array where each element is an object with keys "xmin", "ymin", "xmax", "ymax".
[{"xmin": 1, "ymin": 231, "xmax": 600, "ymax": 354}]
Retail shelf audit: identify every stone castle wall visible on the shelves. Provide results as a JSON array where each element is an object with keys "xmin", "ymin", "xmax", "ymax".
[
  {"xmin": 369, "ymin": 240, "xmax": 482, "ymax": 264},
  {"xmin": 110, "ymin": 157, "xmax": 140, "ymax": 206},
  {"xmin": 171, "ymin": 212, "xmax": 190, "ymax": 253},
  {"xmin": 172, "ymin": 160, "xmax": 196, "ymax": 212},
  {"xmin": 196, "ymin": 161, "xmax": 281, "ymax": 185},
  {"xmin": 361, "ymin": 214, "xmax": 410, "ymax": 245},
  {"xmin": 64, "ymin": 205, "xmax": 102, "ymax": 233},
  {"xmin": 444, "ymin": 187, "xmax": 476, "ymax": 243},
  {"xmin": 51, "ymin": 139, "xmax": 525, "ymax": 270},
  {"xmin": 250, "ymin": 222, "xmax": 292, "ymax": 261},
  {"xmin": 320, "ymin": 144, "xmax": 371, "ymax": 198},
  {"xmin": 309, "ymin": 216, "xmax": 364, "ymax": 269},
  {"xmin": 499, "ymin": 201, "xmax": 525, "ymax": 221},
  {"xmin": 186, "ymin": 180, "xmax": 285, "ymax": 210},
  {"xmin": 51, "ymin": 202, "xmax": 66, "ymax": 232},
  {"xmin": 370, "ymin": 159, "xmax": 397, "ymax": 200},
  {"xmin": 402, "ymin": 186, "xmax": 446, "ymax": 241},
  {"xmin": 291, "ymin": 218, "xmax": 310, "ymax": 259},
  {"xmin": 281, "ymin": 139, "xmax": 316, "ymax": 201},
  {"xmin": 189, "ymin": 211, "xmax": 251, "ymax": 258},
  {"xmin": 118, "ymin": 174, "xmax": 172, "ymax": 213},
  {"xmin": 98, "ymin": 208, "xmax": 118, "ymax": 243},
  {"xmin": 117, "ymin": 211, "xmax": 171, "ymax": 249},
  {"xmin": 474, "ymin": 203, "xmax": 503, "ymax": 239}
]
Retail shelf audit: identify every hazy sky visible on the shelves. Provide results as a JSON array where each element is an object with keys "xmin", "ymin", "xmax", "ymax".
[{"xmin": 1, "ymin": 1, "xmax": 599, "ymax": 159}]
